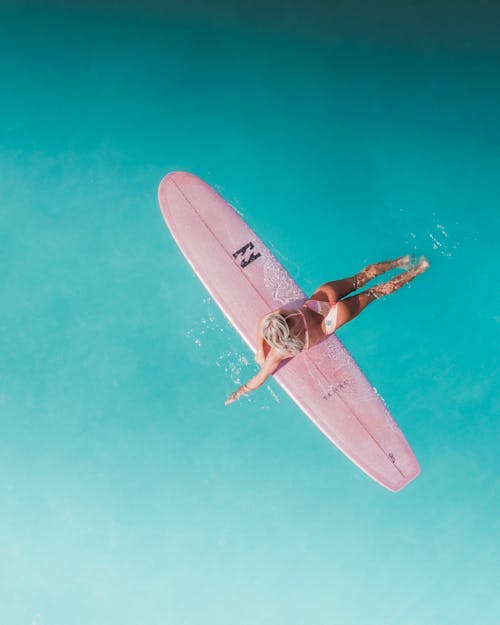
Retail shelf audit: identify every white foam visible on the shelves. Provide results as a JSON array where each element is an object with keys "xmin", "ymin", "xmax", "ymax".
[{"xmin": 263, "ymin": 256, "xmax": 303, "ymax": 304}]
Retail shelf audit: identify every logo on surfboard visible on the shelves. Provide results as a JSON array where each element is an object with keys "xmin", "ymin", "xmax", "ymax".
[
  {"xmin": 232, "ymin": 242, "xmax": 261, "ymax": 268},
  {"xmin": 322, "ymin": 380, "xmax": 348, "ymax": 400}
]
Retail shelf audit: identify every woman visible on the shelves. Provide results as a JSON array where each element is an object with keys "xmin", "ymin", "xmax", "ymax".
[{"xmin": 225, "ymin": 254, "xmax": 430, "ymax": 405}]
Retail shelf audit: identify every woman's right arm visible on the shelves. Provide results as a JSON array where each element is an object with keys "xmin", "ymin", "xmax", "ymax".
[{"xmin": 225, "ymin": 348, "xmax": 283, "ymax": 405}]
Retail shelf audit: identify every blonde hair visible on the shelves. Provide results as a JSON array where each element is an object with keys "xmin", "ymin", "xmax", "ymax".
[{"xmin": 261, "ymin": 311, "xmax": 305, "ymax": 356}]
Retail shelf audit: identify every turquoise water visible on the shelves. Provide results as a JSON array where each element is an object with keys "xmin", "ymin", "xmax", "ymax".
[{"xmin": 1, "ymin": 2, "xmax": 499, "ymax": 624}]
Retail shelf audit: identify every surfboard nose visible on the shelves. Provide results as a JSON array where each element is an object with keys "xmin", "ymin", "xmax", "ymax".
[
  {"xmin": 158, "ymin": 171, "xmax": 199, "ymax": 213},
  {"xmin": 159, "ymin": 171, "xmax": 192, "ymax": 190}
]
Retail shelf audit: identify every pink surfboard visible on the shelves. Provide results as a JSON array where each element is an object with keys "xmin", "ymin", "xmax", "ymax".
[{"xmin": 158, "ymin": 172, "xmax": 420, "ymax": 491}]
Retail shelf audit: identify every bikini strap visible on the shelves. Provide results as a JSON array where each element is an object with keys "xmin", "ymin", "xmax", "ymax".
[{"xmin": 284, "ymin": 311, "xmax": 309, "ymax": 350}]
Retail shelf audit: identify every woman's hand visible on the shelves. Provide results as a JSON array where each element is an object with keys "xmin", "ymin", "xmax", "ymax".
[
  {"xmin": 225, "ymin": 351, "xmax": 282, "ymax": 406},
  {"xmin": 225, "ymin": 384, "xmax": 249, "ymax": 406}
]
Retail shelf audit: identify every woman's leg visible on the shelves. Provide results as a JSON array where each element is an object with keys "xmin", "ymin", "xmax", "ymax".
[
  {"xmin": 312, "ymin": 255, "xmax": 413, "ymax": 302},
  {"xmin": 354, "ymin": 254, "xmax": 413, "ymax": 290},
  {"xmin": 333, "ymin": 257, "xmax": 429, "ymax": 330}
]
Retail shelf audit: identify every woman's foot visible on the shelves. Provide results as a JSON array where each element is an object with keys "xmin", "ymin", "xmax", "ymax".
[
  {"xmin": 415, "ymin": 256, "xmax": 430, "ymax": 275},
  {"xmin": 396, "ymin": 254, "xmax": 417, "ymax": 270},
  {"xmin": 369, "ymin": 255, "xmax": 430, "ymax": 299},
  {"xmin": 356, "ymin": 254, "xmax": 423, "ymax": 290}
]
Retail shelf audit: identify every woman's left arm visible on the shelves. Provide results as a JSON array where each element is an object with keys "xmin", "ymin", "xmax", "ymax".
[
  {"xmin": 225, "ymin": 350, "xmax": 283, "ymax": 405},
  {"xmin": 255, "ymin": 316, "xmax": 267, "ymax": 365}
]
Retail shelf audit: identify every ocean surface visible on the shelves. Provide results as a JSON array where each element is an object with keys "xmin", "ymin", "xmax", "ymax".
[{"xmin": 0, "ymin": 2, "xmax": 498, "ymax": 624}]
